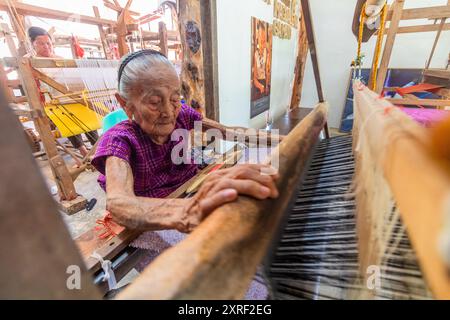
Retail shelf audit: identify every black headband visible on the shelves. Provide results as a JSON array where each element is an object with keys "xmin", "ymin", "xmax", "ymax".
[{"xmin": 117, "ymin": 49, "xmax": 167, "ymax": 89}]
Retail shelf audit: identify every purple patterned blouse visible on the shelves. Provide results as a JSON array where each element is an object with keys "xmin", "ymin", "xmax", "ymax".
[{"xmin": 92, "ymin": 105, "xmax": 202, "ymax": 198}]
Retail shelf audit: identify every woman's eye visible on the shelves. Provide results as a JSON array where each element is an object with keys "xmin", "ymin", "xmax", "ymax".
[{"xmin": 144, "ymin": 98, "xmax": 161, "ymax": 105}]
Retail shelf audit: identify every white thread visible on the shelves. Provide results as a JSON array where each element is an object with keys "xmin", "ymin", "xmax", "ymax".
[
  {"xmin": 355, "ymin": 107, "xmax": 384, "ymax": 153},
  {"xmin": 91, "ymin": 251, "xmax": 117, "ymax": 291},
  {"xmin": 74, "ymin": 59, "xmax": 120, "ymax": 121}
]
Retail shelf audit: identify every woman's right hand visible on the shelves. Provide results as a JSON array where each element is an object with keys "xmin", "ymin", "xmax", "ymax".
[{"xmin": 178, "ymin": 164, "xmax": 279, "ymax": 233}]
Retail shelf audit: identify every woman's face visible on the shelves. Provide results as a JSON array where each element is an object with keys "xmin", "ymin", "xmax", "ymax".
[
  {"xmin": 33, "ymin": 35, "xmax": 54, "ymax": 58},
  {"xmin": 120, "ymin": 63, "xmax": 182, "ymax": 141}
]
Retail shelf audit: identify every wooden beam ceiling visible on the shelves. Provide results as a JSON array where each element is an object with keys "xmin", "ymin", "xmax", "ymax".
[
  {"xmin": 0, "ymin": 0, "xmax": 117, "ymax": 26},
  {"xmin": 386, "ymin": 5, "xmax": 450, "ymax": 21}
]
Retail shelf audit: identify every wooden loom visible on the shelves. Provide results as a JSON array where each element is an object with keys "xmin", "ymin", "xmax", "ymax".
[
  {"xmin": 0, "ymin": 0, "xmax": 203, "ymax": 213},
  {"xmin": 353, "ymin": 81, "xmax": 450, "ymax": 299},
  {"xmin": 0, "ymin": 0, "xmax": 123, "ymax": 213},
  {"xmin": 354, "ymin": 0, "xmax": 450, "ymax": 106},
  {"xmin": 3, "ymin": 79, "xmax": 449, "ymax": 298},
  {"xmin": 3, "ymin": 1, "xmax": 449, "ymax": 300},
  {"xmin": 0, "ymin": 0, "xmax": 180, "ymax": 58},
  {"xmin": 113, "ymin": 83, "xmax": 450, "ymax": 300}
]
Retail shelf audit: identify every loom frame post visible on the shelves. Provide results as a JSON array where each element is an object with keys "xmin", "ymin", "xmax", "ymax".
[
  {"xmin": 364, "ymin": 0, "xmax": 450, "ymax": 96},
  {"xmin": 16, "ymin": 56, "xmax": 84, "ymax": 208},
  {"xmin": 178, "ymin": 0, "xmax": 206, "ymax": 116},
  {"xmin": 93, "ymin": 6, "xmax": 111, "ymax": 60},
  {"xmin": 290, "ymin": 3, "xmax": 308, "ymax": 112},
  {"xmin": 200, "ymin": 0, "xmax": 220, "ymax": 122},
  {"xmin": 300, "ymin": 0, "xmax": 330, "ymax": 139},
  {"xmin": 158, "ymin": 21, "xmax": 169, "ymax": 56}
]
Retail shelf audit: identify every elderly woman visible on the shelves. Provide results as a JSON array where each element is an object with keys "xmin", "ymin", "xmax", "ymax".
[{"xmin": 92, "ymin": 50, "xmax": 279, "ymax": 233}]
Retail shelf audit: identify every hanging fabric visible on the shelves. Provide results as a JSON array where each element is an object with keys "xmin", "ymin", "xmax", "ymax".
[{"xmin": 71, "ymin": 35, "xmax": 85, "ymax": 59}]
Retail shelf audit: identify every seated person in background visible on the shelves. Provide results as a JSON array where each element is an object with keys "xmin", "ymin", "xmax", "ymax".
[
  {"xmin": 28, "ymin": 26, "xmax": 98, "ymax": 157},
  {"xmin": 92, "ymin": 49, "xmax": 280, "ymax": 233}
]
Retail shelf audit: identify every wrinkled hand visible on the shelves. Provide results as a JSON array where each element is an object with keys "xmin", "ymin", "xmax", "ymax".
[{"xmin": 179, "ymin": 164, "xmax": 279, "ymax": 232}]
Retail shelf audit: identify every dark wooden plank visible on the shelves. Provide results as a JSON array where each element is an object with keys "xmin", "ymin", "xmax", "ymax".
[
  {"xmin": 300, "ymin": 0, "xmax": 324, "ymax": 103},
  {"xmin": 386, "ymin": 5, "xmax": 450, "ymax": 21},
  {"xmin": 300, "ymin": 0, "xmax": 329, "ymax": 138},
  {"xmin": 290, "ymin": 5, "xmax": 309, "ymax": 111},
  {"xmin": 158, "ymin": 21, "xmax": 168, "ymax": 56},
  {"xmin": 200, "ymin": 0, "xmax": 220, "ymax": 121},
  {"xmin": 179, "ymin": 0, "xmax": 206, "ymax": 114},
  {"xmin": 272, "ymin": 107, "xmax": 312, "ymax": 136}
]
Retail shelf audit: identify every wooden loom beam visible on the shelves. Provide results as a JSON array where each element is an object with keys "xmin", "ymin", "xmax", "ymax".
[
  {"xmin": 4, "ymin": 5, "xmax": 27, "ymax": 56},
  {"xmin": 373, "ymin": 0, "xmax": 404, "ymax": 94},
  {"xmin": 158, "ymin": 21, "xmax": 168, "ymax": 56},
  {"xmin": 381, "ymin": 23, "xmax": 450, "ymax": 35},
  {"xmin": 103, "ymin": 0, "xmax": 140, "ymax": 17},
  {"xmin": 300, "ymin": 0, "xmax": 323, "ymax": 103},
  {"xmin": 200, "ymin": 0, "xmax": 220, "ymax": 121},
  {"xmin": 178, "ymin": 0, "xmax": 206, "ymax": 114},
  {"xmin": 353, "ymin": 81, "xmax": 450, "ymax": 299},
  {"xmin": 300, "ymin": 0, "xmax": 330, "ymax": 138},
  {"xmin": 0, "ymin": 22, "xmax": 18, "ymax": 57},
  {"xmin": 0, "ymin": 89, "xmax": 100, "ymax": 299},
  {"xmin": 386, "ymin": 5, "xmax": 450, "ymax": 21},
  {"xmin": 16, "ymin": 56, "xmax": 85, "ymax": 211},
  {"xmin": 425, "ymin": 19, "xmax": 448, "ymax": 71},
  {"xmin": 0, "ymin": 59, "xmax": 14, "ymax": 103},
  {"xmin": 0, "ymin": 0, "xmax": 117, "ymax": 26},
  {"xmin": 115, "ymin": 0, "xmax": 134, "ymax": 57},
  {"xmin": 290, "ymin": 3, "xmax": 308, "ymax": 111},
  {"xmin": 387, "ymin": 97, "xmax": 450, "ymax": 108},
  {"xmin": 117, "ymin": 103, "xmax": 328, "ymax": 300},
  {"xmin": 93, "ymin": 6, "xmax": 111, "ymax": 59}
]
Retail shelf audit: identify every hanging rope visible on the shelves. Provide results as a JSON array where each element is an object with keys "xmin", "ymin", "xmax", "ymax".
[
  {"xmin": 370, "ymin": 3, "xmax": 388, "ymax": 92},
  {"xmin": 354, "ymin": 1, "xmax": 388, "ymax": 92}
]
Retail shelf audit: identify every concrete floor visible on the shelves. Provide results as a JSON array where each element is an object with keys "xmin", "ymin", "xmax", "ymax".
[{"xmin": 37, "ymin": 150, "xmax": 106, "ymax": 239}]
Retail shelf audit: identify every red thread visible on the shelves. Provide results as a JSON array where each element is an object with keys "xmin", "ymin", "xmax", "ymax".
[
  {"xmin": 383, "ymin": 106, "xmax": 394, "ymax": 116},
  {"xmin": 95, "ymin": 212, "xmax": 125, "ymax": 240}
]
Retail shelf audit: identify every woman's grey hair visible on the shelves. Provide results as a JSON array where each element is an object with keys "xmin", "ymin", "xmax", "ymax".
[{"xmin": 118, "ymin": 50, "xmax": 175, "ymax": 100}]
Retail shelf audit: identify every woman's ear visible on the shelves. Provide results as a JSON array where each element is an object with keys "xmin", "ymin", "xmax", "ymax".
[
  {"xmin": 115, "ymin": 92, "xmax": 127, "ymax": 108},
  {"xmin": 115, "ymin": 93, "xmax": 134, "ymax": 120}
]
